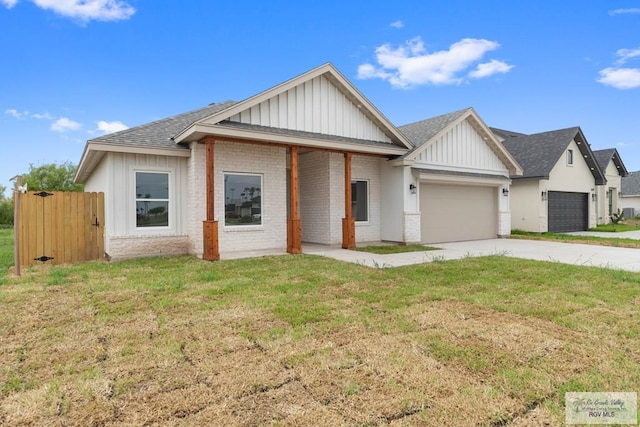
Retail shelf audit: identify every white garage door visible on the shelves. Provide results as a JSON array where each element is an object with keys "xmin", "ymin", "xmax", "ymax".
[{"xmin": 420, "ymin": 184, "xmax": 497, "ymax": 244}]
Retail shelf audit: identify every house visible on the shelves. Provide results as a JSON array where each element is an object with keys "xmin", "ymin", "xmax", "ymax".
[
  {"xmin": 388, "ymin": 108, "xmax": 522, "ymax": 244},
  {"xmin": 620, "ymin": 171, "xmax": 640, "ymax": 218},
  {"xmin": 592, "ymin": 148, "xmax": 628, "ymax": 224},
  {"xmin": 75, "ymin": 64, "xmax": 521, "ymax": 261},
  {"xmin": 494, "ymin": 127, "xmax": 606, "ymax": 233}
]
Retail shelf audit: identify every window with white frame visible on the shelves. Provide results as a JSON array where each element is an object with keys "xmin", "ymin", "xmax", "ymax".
[
  {"xmin": 135, "ymin": 172, "xmax": 170, "ymax": 228},
  {"xmin": 224, "ymin": 173, "xmax": 262, "ymax": 226},
  {"xmin": 567, "ymin": 149, "xmax": 574, "ymax": 165},
  {"xmin": 351, "ymin": 180, "xmax": 368, "ymax": 222}
]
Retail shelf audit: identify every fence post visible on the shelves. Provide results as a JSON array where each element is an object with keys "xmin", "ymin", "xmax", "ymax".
[{"xmin": 11, "ymin": 175, "xmax": 22, "ymax": 277}]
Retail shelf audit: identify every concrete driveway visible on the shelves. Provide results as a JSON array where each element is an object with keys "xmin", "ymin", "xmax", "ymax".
[{"xmin": 303, "ymin": 239, "xmax": 640, "ymax": 271}]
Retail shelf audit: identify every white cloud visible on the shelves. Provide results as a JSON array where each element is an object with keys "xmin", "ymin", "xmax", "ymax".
[
  {"xmin": 597, "ymin": 67, "xmax": 640, "ymax": 89},
  {"xmin": 357, "ymin": 37, "xmax": 512, "ymax": 88},
  {"xmin": 96, "ymin": 120, "xmax": 128, "ymax": 134},
  {"xmin": 615, "ymin": 47, "xmax": 640, "ymax": 64},
  {"xmin": 390, "ymin": 20, "xmax": 404, "ymax": 29},
  {"xmin": 4, "ymin": 0, "xmax": 135, "ymax": 22},
  {"xmin": 469, "ymin": 59, "xmax": 514, "ymax": 78},
  {"xmin": 32, "ymin": 112, "xmax": 54, "ymax": 120},
  {"xmin": 609, "ymin": 8, "xmax": 640, "ymax": 16},
  {"xmin": 5, "ymin": 108, "xmax": 29, "ymax": 119},
  {"xmin": 617, "ymin": 142, "xmax": 630, "ymax": 147},
  {"xmin": 51, "ymin": 117, "xmax": 82, "ymax": 132},
  {"xmin": 0, "ymin": 0, "xmax": 18, "ymax": 8}
]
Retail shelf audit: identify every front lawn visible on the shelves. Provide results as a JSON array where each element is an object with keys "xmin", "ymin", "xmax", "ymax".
[
  {"xmin": 512, "ymin": 229, "xmax": 640, "ymax": 248},
  {"xmin": 1, "ymin": 246, "xmax": 639, "ymax": 425},
  {"xmin": 589, "ymin": 222, "xmax": 640, "ymax": 232}
]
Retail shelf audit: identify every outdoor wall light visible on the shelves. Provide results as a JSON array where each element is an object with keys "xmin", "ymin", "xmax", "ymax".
[
  {"xmin": 502, "ymin": 188, "xmax": 509, "ymax": 196},
  {"xmin": 541, "ymin": 190, "xmax": 547, "ymax": 201},
  {"xmin": 409, "ymin": 184, "xmax": 417, "ymax": 195},
  {"xmin": 592, "ymin": 193, "xmax": 597, "ymax": 202}
]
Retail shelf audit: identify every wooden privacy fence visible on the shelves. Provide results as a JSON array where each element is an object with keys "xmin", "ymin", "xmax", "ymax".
[{"xmin": 16, "ymin": 191, "xmax": 105, "ymax": 267}]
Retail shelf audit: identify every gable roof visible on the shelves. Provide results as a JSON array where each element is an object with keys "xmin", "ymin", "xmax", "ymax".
[
  {"xmin": 499, "ymin": 126, "xmax": 606, "ymax": 184},
  {"xmin": 398, "ymin": 108, "xmax": 523, "ymax": 176},
  {"xmin": 621, "ymin": 171, "xmax": 640, "ymax": 196},
  {"xmin": 592, "ymin": 148, "xmax": 628, "ymax": 178},
  {"xmin": 76, "ymin": 101, "xmax": 237, "ymax": 183},
  {"xmin": 173, "ymin": 63, "xmax": 413, "ymax": 151}
]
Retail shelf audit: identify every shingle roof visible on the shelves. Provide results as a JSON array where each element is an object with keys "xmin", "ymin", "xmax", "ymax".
[
  {"xmin": 490, "ymin": 127, "xmax": 527, "ymax": 140},
  {"xmin": 398, "ymin": 108, "xmax": 470, "ymax": 156},
  {"xmin": 592, "ymin": 148, "xmax": 628, "ymax": 178},
  {"xmin": 500, "ymin": 127, "xmax": 605, "ymax": 183},
  {"xmin": 593, "ymin": 148, "xmax": 616, "ymax": 173},
  {"xmin": 88, "ymin": 101, "xmax": 237, "ymax": 149},
  {"xmin": 622, "ymin": 171, "xmax": 640, "ymax": 196}
]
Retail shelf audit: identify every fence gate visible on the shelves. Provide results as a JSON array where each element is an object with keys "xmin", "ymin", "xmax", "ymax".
[{"xmin": 16, "ymin": 191, "xmax": 105, "ymax": 266}]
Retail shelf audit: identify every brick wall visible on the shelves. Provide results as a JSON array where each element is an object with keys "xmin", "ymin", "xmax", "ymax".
[
  {"xmin": 108, "ymin": 235, "xmax": 190, "ymax": 260},
  {"xmin": 187, "ymin": 141, "xmax": 287, "ymax": 255}
]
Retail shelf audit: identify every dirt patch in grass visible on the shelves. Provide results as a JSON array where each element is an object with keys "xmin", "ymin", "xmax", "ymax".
[
  {"xmin": 1, "ymin": 255, "xmax": 639, "ymax": 426},
  {"xmin": 354, "ymin": 244, "xmax": 440, "ymax": 255}
]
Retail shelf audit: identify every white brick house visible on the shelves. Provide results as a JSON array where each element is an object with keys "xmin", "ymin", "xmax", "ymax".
[{"xmin": 75, "ymin": 64, "xmax": 522, "ymax": 260}]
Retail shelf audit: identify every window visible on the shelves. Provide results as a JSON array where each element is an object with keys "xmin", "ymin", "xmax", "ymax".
[
  {"xmin": 136, "ymin": 172, "xmax": 169, "ymax": 228},
  {"xmin": 351, "ymin": 180, "xmax": 368, "ymax": 222},
  {"xmin": 567, "ymin": 149, "xmax": 574, "ymax": 165},
  {"xmin": 224, "ymin": 173, "xmax": 262, "ymax": 226}
]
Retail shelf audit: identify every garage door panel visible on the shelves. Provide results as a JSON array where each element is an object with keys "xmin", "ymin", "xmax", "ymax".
[
  {"xmin": 548, "ymin": 191, "xmax": 588, "ymax": 233},
  {"xmin": 420, "ymin": 184, "xmax": 497, "ymax": 244}
]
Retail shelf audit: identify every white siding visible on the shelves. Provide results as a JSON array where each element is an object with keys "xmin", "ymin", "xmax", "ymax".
[
  {"xmin": 509, "ymin": 180, "xmax": 544, "ymax": 232},
  {"xmin": 85, "ymin": 152, "xmax": 190, "ymax": 259},
  {"xmin": 415, "ymin": 119, "xmax": 508, "ymax": 174},
  {"xmin": 596, "ymin": 160, "xmax": 623, "ymax": 224},
  {"xmin": 227, "ymin": 75, "xmax": 392, "ymax": 143},
  {"xmin": 547, "ymin": 140, "xmax": 597, "ymax": 229}
]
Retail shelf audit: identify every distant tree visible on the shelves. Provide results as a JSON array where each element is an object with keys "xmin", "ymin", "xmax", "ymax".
[
  {"xmin": 0, "ymin": 185, "xmax": 13, "ymax": 225},
  {"xmin": 22, "ymin": 161, "xmax": 84, "ymax": 192}
]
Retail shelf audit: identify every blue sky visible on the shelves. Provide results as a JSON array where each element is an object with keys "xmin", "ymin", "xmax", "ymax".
[{"xmin": 2, "ymin": 1, "xmax": 640, "ymax": 196}]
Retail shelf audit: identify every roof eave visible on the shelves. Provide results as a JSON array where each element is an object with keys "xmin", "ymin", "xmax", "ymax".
[
  {"xmin": 75, "ymin": 142, "xmax": 191, "ymax": 184},
  {"xmin": 174, "ymin": 123, "xmax": 407, "ymax": 156}
]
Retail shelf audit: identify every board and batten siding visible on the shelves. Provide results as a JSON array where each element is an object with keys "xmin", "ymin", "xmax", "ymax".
[
  {"xmin": 85, "ymin": 152, "xmax": 190, "ymax": 259},
  {"xmin": 228, "ymin": 75, "xmax": 393, "ymax": 143},
  {"xmin": 414, "ymin": 119, "xmax": 508, "ymax": 174}
]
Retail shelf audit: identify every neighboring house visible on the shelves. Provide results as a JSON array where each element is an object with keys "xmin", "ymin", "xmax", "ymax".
[
  {"xmin": 389, "ymin": 108, "xmax": 522, "ymax": 244},
  {"xmin": 620, "ymin": 171, "xmax": 640, "ymax": 217},
  {"xmin": 593, "ymin": 148, "xmax": 628, "ymax": 224},
  {"xmin": 76, "ymin": 63, "xmax": 414, "ymax": 260},
  {"xmin": 493, "ymin": 127, "xmax": 606, "ymax": 233}
]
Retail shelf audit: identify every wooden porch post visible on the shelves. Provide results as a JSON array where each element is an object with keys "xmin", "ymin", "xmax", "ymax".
[
  {"xmin": 287, "ymin": 146, "xmax": 302, "ymax": 254},
  {"xmin": 342, "ymin": 152, "xmax": 356, "ymax": 249},
  {"xmin": 201, "ymin": 136, "xmax": 219, "ymax": 260}
]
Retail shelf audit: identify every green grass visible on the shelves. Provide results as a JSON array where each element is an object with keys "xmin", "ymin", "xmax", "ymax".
[
  {"xmin": 354, "ymin": 244, "xmax": 440, "ymax": 254},
  {"xmin": 512, "ymin": 229, "xmax": 640, "ymax": 248},
  {"xmin": 0, "ymin": 228, "xmax": 13, "ymax": 281},
  {"xmin": 589, "ymin": 223, "xmax": 640, "ymax": 232},
  {"xmin": 0, "ymin": 230, "xmax": 639, "ymax": 425}
]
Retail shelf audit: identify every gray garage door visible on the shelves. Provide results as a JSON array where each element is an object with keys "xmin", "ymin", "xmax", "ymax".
[
  {"xmin": 548, "ymin": 191, "xmax": 588, "ymax": 233},
  {"xmin": 420, "ymin": 184, "xmax": 497, "ymax": 244}
]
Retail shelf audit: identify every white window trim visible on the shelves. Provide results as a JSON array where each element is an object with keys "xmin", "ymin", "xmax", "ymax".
[
  {"xmin": 131, "ymin": 167, "xmax": 176, "ymax": 234},
  {"xmin": 567, "ymin": 149, "xmax": 574, "ymax": 166},
  {"xmin": 223, "ymin": 172, "xmax": 264, "ymax": 230},
  {"xmin": 352, "ymin": 178, "xmax": 370, "ymax": 225}
]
